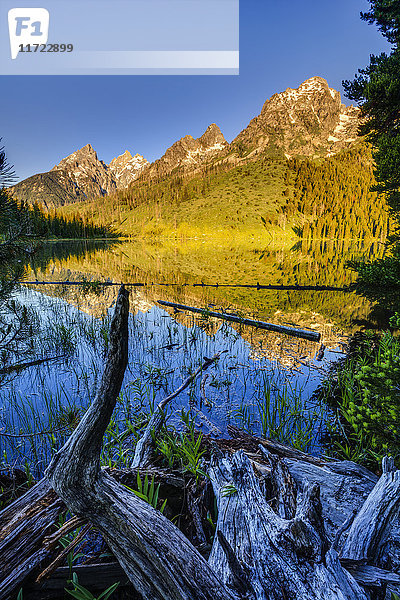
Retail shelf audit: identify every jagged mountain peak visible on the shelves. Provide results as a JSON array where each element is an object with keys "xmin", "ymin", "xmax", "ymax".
[
  {"xmin": 80, "ymin": 142, "xmax": 95, "ymax": 153},
  {"xmin": 119, "ymin": 150, "xmax": 133, "ymax": 159},
  {"xmin": 109, "ymin": 151, "xmax": 150, "ymax": 187},
  {"xmin": 148, "ymin": 123, "xmax": 227, "ymax": 177},
  {"xmin": 199, "ymin": 123, "xmax": 227, "ymax": 148},
  {"xmin": 11, "ymin": 76, "xmax": 362, "ymax": 210},
  {"xmin": 271, "ymin": 76, "xmax": 342, "ymax": 108},
  {"xmin": 51, "ymin": 144, "xmax": 99, "ymax": 171},
  {"xmin": 295, "ymin": 76, "xmax": 341, "ymax": 104},
  {"xmin": 179, "ymin": 134, "xmax": 195, "ymax": 145},
  {"xmin": 298, "ymin": 75, "xmax": 331, "ymax": 90},
  {"xmin": 232, "ymin": 76, "xmax": 360, "ymax": 158},
  {"xmin": 12, "ymin": 143, "xmax": 150, "ymax": 208},
  {"xmin": 109, "ymin": 150, "xmax": 132, "ymax": 165},
  {"xmin": 172, "ymin": 125, "xmax": 226, "ymax": 152},
  {"xmin": 44, "ymin": 143, "xmax": 116, "ymax": 204}
]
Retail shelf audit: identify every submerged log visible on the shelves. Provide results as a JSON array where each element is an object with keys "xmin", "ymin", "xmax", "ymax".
[
  {"xmin": 0, "ymin": 355, "xmax": 65, "ymax": 376},
  {"xmin": 158, "ymin": 299, "xmax": 321, "ymax": 342}
]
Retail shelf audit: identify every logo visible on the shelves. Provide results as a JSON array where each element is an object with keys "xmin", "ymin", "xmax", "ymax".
[{"xmin": 8, "ymin": 8, "xmax": 50, "ymax": 59}]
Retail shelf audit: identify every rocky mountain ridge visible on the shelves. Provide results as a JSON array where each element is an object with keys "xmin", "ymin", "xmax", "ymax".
[
  {"xmin": 231, "ymin": 76, "xmax": 360, "ymax": 158},
  {"xmin": 11, "ymin": 145, "xmax": 149, "ymax": 209},
  {"xmin": 109, "ymin": 151, "xmax": 150, "ymax": 188},
  {"xmin": 51, "ymin": 144, "xmax": 116, "ymax": 198},
  {"xmin": 148, "ymin": 123, "xmax": 227, "ymax": 179},
  {"xmin": 11, "ymin": 76, "xmax": 361, "ymax": 208}
]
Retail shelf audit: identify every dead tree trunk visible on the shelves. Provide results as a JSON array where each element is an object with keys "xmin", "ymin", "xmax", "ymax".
[
  {"xmin": 45, "ymin": 286, "xmax": 237, "ymax": 600},
  {"xmin": 208, "ymin": 450, "xmax": 368, "ymax": 600},
  {"xmin": 13, "ymin": 285, "xmax": 400, "ymax": 600},
  {"xmin": 0, "ymin": 479, "xmax": 64, "ymax": 599}
]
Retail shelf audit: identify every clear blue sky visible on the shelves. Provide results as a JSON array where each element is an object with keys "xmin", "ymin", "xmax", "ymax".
[{"xmin": 1, "ymin": 0, "xmax": 391, "ymax": 182}]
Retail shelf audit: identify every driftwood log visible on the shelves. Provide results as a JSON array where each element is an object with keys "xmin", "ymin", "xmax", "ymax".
[
  {"xmin": 0, "ymin": 479, "xmax": 64, "ymax": 598},
  {"xmin": 2, "ymin": 286, "xmax": 400, "ymax": 599},
  {"xmin": 157, "ymin": 299, "xmax": 321, "ymax": 341},
  {"xmin": 0, "ymin": 465, "xmax": 185, "ymax": 600}
]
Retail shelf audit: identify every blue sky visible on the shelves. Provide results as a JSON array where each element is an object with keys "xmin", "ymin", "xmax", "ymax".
[{"xmin": 1, "ymin": 0, "xmax": 391, "ymax": 182}]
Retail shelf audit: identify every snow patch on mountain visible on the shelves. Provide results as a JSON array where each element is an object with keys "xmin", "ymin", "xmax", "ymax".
[
  {"xmin": 232, "ymin": 76, "xmax": 361, "ymax": 158},
  {"xmin": 109, "ymin": 151, "xmax": 149, "ymax": 188}
]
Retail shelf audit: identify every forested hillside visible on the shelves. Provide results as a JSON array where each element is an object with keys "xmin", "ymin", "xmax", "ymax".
[
  {"xmin": 14, "ymin": 77, "xmax": 388, "ymax": 242},
  {"xmin": 287, "ymin": 144, "xmax": 389, "ymax": 240},
  {"xmin": 58, "ymin": 143, "xmax": 389, "ymax": 240},
  {"xmin": 2, "ymin": 193, "xmax": 113, "ymax": 242},
  {"xmin": 23, "ymin": 201, "xmax": 114, "ymax": 239}
]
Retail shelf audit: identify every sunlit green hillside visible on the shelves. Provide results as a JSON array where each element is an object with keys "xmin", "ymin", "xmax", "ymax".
[{"xmin": 58, "ymin": 144, "xmax": 389, "ymax": 241}]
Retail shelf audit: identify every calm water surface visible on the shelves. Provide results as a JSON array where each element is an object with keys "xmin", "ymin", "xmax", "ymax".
[{"xmin": 0, "ymin": 237, "xmax": 382, "ymax": 469}]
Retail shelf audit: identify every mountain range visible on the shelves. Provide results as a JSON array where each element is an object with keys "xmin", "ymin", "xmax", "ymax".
[
  {"xmin": 11, "ymin": 144, "xmax": 149, "ymax": 209},
  {"xmin": 11, "ymin": 76, "xmax": 361, "ymax": 209}
]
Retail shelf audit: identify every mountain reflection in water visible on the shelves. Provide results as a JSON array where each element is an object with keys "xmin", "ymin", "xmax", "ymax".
[{"xmin": 0, "ymin": 237, "xmax": 382, "ymax": 469}]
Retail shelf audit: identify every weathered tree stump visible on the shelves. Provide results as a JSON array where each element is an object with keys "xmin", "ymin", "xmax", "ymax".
[{"xmin": 0, "ymin": 479, "xmax": 65, "ymax": 599}]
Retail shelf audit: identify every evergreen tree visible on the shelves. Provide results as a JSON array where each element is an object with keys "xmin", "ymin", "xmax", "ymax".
[
  {"xmin": 343, "ymin": 1, "xmax": 400, "ymax": 308},
  {"xmin": 0, "ymin": 142, "xmax": 31, "ymax": 259}
]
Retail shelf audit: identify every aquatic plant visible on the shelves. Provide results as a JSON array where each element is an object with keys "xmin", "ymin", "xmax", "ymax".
[
  {"xmin": 317, "ymin": 330, "xmax": 400, "ymax": 467},
  {"xmin": 0, "ymin": 285, "xmax": 330, "ymax": 476},
  {"xmin": 232, "ymin": 372, "xmax": 325, "ymax": 453},
  {"xmin": 66, "ymin": 573, "xmax": 119, "ymax": 600},
  {"xmin": 123, "ymin": 472, "xmax": 167, "ymax": 513},
  {"xmin": 157, "ymin": 409, "xmax": 207, "ymax": 483}
]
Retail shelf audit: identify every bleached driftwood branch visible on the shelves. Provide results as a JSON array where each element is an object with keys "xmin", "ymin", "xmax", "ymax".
[{"xmin": 131, "ymin": 352, "xmax": 221, "ymax": 468}]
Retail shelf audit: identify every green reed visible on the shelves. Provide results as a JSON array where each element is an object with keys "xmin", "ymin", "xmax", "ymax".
[
  {"xmin": 232, "ymin": 371, "xmax": 325, "ymax": 453},
  {"xmin": 0, "ymin": 286, "xmax": 331, "ymax": 476}
]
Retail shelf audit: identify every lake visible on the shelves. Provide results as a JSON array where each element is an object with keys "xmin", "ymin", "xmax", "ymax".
[{"xmin": 0, "ymin": 237, "xmax": 382, "ymax": 473}]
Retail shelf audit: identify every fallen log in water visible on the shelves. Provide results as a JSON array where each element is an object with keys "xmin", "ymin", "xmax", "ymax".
[
  {"xmin": 158, "ymin": 299, "xmax": 321, "ymax": 342},
  {"xmin": 3, "ymin": 286, "xmax": 400, "ymax": 600}
]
